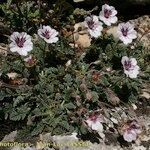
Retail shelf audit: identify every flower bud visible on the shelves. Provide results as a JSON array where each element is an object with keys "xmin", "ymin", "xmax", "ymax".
[
  {"xmin": 86, "ymin": 91, "xmax": 92, "ymax": 101},
  {"xmin": 92, "ymin": 71, "xmax": 101, "ymax": 82},
  {"xmin": 75, "ymin": 95, "xmax": 81, "ymax": 101},
  {"xmin": 80, "ymin": 83, "xmax": 87, "ymax": 92}
]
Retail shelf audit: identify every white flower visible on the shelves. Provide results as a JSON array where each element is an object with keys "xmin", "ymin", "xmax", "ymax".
[
  {"xmin": 122, "ymin": 120, "xmax": 142, "ymax": 142},
  {"xmin": 130, "ymin": 120, "xmax": 142, "ymax": 134},
  {"xmin": 86, "ymin": 114, "xmax": 104, "ymax": 132},
  {"xmin": 9, "ymin": 32, "xmax": 33, "ymax": 56},
  {"xmin": 38, "ymin": 25, "xmax": 59, "ymax": 43},
  {"xmin": 117, "ymin": 22, "xmax": 137, "ymax": 45},
  {"xmin": 84, "ymin": 15, "xmax": 103, "ymax": 38},
  {"xmin": 99, "ymin": 4, "xmax": 118, "ymax": 26},
  {"xmin": 121, "ymin": 56, "xmax": 140, "ymax": 78},
  {"xmin": 123, "ymin": 129, "xmax": 137, "ymax": 142}
]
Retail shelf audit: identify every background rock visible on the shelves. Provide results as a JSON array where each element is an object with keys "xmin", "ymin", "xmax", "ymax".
[{"xmin": 2, "ymin": 131, "xmax": 17, "ymax": 142}]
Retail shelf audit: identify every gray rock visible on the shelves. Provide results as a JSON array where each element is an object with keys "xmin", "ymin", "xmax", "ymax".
[
  {"xmin": 2, "ymin": 131, "xmax": 17, "ymax": 142},
  {"xmin": 129, "ymin": 15, "xmax": 150, "ymax": 50}
]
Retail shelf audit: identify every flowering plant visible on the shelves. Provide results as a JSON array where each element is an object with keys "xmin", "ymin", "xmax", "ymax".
[
  {"xmin": 99, "ymin": 4, "xmax": 118, "ymax": 26},
  {"xmin": 85, "ymin": 113, "xmax": 104, "ymax": 132},
  {"xmin": 120, "ymin": 120, "xmax": 142, "ymax": 142},
  {"xmin": 0, "ymin": 0, "xmax": 149, "ymax": 146},
  {"xmin": 9, "ymin": 32, "xmax": 33, "ymax": 56},
  {"xmin": 117, "ymin": 22, "xmax": 137, "ymax": 45},
  {"xmin": 84, "ymin": 15, "xmax": 103, "ymax": 38},
  {"xmin": 38, "ymin": 25, "xmax": 59, "ymax": 43},
  {"xmin": 121, "ymin": 56, "xmax": 140, "ymax": 78}
]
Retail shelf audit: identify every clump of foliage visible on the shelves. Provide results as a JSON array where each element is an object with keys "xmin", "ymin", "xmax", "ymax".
[
  {"xmin": 0, "ymin": 0, "xmax": 149, "ymax": 143},
  {"xmin": 0, "ymin": 0, "xmax": 74, "ymax": 33}
]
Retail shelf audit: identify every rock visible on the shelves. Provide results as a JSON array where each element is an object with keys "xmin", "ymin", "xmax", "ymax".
[
  {"xmin": 7, "ymin": 72, "xmax": 19, "ymax": 80},
  {"xmin": 131, "ymin": 145, "xmax": 147, "ymax": 150},
  {"xmin": 129, "ymin": 15, "xmax": 150, "ymax": 50},
  {"xmin": 11, "ymin": 147, "xmax": 55, "ymax": 150},
  {"xmin": 69, "ymin": 22, "xmax": 91, "ymax": 48},
  {"xmin": 141, "ymin": 91, "xmax": 150, "ymax": 99},
  {"xmin": 38, "ymin": 132, "xmax": 81, "ymax": 150},
  {"xmin": 106, "ymin": 26, "xmax": 119, "ymax": 40},
  {"xmin": 2, "ymin": 131, "xmax": 17, "ymax": 142},
  {"xmin": 39, "ymin": 133, "xmax": 53, "ymax": 142},
  {"xmin": 40, "ymin": 134, "xmax": 125, "ymax": 150},
  {"xmin": 52, "ymin": 133, "xmax": 79, "ymax": 150},
  {"xmin": 73, "ymin": 0, "xmax": 85, "ymax": 2}
]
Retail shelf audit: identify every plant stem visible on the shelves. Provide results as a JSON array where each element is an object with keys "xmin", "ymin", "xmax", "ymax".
[{"xmin": 43, "ymin": 42, "xmax": 47, "ymax": 67}]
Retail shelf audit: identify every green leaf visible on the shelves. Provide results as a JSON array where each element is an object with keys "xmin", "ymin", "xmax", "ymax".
[
  {"xmin": 0, "ymin": 91, "xmax": 6, "ymax": 101},
  {"xmin": 7, "ymin": 0, "xmax": 12, "ymax": 8},
  {"xmin": 31, "ymin": 124, "xmax": 44, "ymax": 136},
  {"xmin": 9, "ymin": 106, "xmax": 30, "ymax": 121},
  {"xmin": 28, "ymin": 10, "xmax": 40, "ymax": 18},
  {"xmin": 63, "ymin": 74, "xmax": 73, "ymax": 86},
  {"xmin": 13, "ymin": 96, "xmax": 25, "ymax": 107},
  {"xmin": 91, "ymin": 91, "xmax": 99, "ymax": 102},
  {"xmin": 80, "ymin": 124, "xmax": 88, "ymax": 135},
  {"xmin": 59, "ymin": 121, "xmax": 70, "ymax": 130},
  {"xmin": 12, "ymin": 60, "xmax": 24, "ymax": 72},
  {"xmin": 100, "ymin": 76, "xmax": 109, "ymax": 86},
  {"xmin": 64, "ymin": 103, "xmax": 76, "ymax": 109}
]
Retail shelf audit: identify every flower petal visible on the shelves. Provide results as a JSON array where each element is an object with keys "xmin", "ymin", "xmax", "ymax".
[
  {"xmin": 91, "ymin": 122, "xmax": 103, "ymax": 132},
  {"xmin": 123, "ymin": 130, "xmax": 137, "ymax": 142},
  {"xmin": 99, "ymin": 4, "xmax": 118, "ymax": 26},
  {"xmin": 38, "ymin": 25, "xmax": 59, "ymax": 43},
  {"xmin": 121, "ymin": 56, "xmax": 129, "ymax": 65},
  {"xmin": 130, "ymin": 58, "xmax": 137, "ymax": 66}
]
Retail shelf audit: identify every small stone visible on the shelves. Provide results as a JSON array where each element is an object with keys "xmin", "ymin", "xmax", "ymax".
[
  {"xmin": 141, "ymin": 92, "xmax": 150, "ymax": 99},
  {"xmin": 110, "ymin": 117, "xmax": 118, "ymax": 124},
  {"xmin": 7, "ymin": 72, "xmax": 18, "ymax": 80},
  {"xmin": 98, "ymin": 132, "xmax": 105, "ymax": 139},
  {"xmin": 131, "ymin": 145, "xmax": 146, "ymax": 150},
  {"xmin": 73, "ymin": 0, "xmax": 85, "ymax": 2},
  {"xmin": 131, "ymin": 103, "xmax": 138, "ymax": 110}
]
